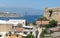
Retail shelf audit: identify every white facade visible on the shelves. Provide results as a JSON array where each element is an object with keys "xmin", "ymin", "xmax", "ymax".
[
  {"xmin": 9, "ymin": 19, "xmax": 26, "ymax": 26},
  {"xmin": 0, "ymin": 19, "xmax": 26, "ymax": 27},
  {"xmin": 0, "ymin": 19, "xmax": 26, "ymax": 38}
]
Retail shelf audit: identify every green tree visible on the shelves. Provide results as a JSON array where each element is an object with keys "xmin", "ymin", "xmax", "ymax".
[
  {"xmin": 49, "ymin": 10, "xmax": 53, "ymax": 17},
  {"xmin": 32, "ymin": 21, "xmax": 36, "ymax": 25},
  {"xmin": 27, "ymin": 33, "xmax": 35, "ymax": 38},
  {"xmin": 37, "ymin": 16, "xmax": 48, "ymax": 21},
  {"xmin": 47, "ymin": 20, "xmax": 57, "ymax": 28}
]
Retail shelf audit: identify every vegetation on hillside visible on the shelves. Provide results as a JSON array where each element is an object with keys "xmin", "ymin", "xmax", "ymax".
[
  {"xmin": 26, "ymin": 32, "xmax": 35, "ymax": 38},
  {"xmin": 45, "ymin": 19, "xmax": 57, "ymax": 28},
  {"xmin": 40, "ymin": 29, "xmax": 48, "ymax": 38},
  {"xmin": 40, "ymin": 28, "xmax": 52, "ymax": 38},
  {"xmin": 37, "ymin": 16, "xmax": 48, "ymax": 21},
  {"xmin": 32, "ymin": 21, "xmax": 36, "ymax": 25}
]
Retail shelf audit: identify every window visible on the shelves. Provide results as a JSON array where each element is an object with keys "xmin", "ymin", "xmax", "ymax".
[
  {"xmin": 24, "ymin": 32, "xmax": 27, "ymax": 34},
  {"xmin": 9, "ymin": 31, "xmax": 11, "ymax": 35},
  {"xmin": 0, "ymin": 35, "xmax": 2, "ymax": 37},
  {"xmin": 16, "ymin": 35, "xmax": 19, "ymax": 37},
  {"xmin": 24, "ymin": 28, "xmax": 33, "ymax": 30},
  {"xmin": 9, "ymin": 34, "xmax": 11, "ymax": 36},
  {"xmin": 23, "ymin": 22, "xmax": 24, "ymax": 24},
  {"xmin": 30, "ymin": 32, "xmax": 32, "ymax": 34},
  {"xmin": 15, "ymin": 31, "xmax": 20, "ymax": 34},
  {"xmin": 6, "ymin": 34, "xmax": 8, "ymax": 36}
]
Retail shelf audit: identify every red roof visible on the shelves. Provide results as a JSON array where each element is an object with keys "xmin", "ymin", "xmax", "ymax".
[
  {"xmin": 36, "ymin": 21, "xmax": 49, "ymax": 25},
  {"xmin": 14, "ymin": 28, "xmax": 24, "ymax": 31}
]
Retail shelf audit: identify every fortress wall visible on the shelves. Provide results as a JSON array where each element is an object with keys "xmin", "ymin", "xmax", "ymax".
[{"xmin": 44, "ymin": 7, "xmax": 60, "ymax": 22}]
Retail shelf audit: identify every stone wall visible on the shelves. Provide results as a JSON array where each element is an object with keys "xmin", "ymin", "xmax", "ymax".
[
  {"xmin": 44, "ymin": 7, "xmax": 60, "ymax": 22},
  {"xmin": 0, "ymin": 24, "xmax": 12, "ymax": 32}
]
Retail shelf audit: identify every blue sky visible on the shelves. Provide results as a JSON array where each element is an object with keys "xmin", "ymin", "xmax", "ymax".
[{"xmin": 0, "ymin": 0, "xmax": 60, "ymax": 9}]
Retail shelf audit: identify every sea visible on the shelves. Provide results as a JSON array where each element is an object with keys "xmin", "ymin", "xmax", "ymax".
[{"xmin": 0, "ymin": 15, "xmax": 42, "ymax": 23}]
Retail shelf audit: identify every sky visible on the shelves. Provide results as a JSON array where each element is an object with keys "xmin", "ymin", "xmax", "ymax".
[
  {"xmin": 0, "ymin": 0, "xmax": 60, "ymax": 9},
  {"xmin": 0, "ymin": 0, "xmax": 60, "ymax": 15}
]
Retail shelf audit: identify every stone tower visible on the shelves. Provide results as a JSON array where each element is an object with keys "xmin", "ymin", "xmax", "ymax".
[{"xmin": 44, "ymin": 7, "xmax": 60, "ymax": 22}]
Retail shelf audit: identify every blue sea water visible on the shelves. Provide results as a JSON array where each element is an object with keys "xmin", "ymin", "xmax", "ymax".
[{"xmin": 0, "ymin": 15, "xmax": 42, "ymax": 23}]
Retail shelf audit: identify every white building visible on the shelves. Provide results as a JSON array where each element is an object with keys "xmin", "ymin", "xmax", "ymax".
[
  {"xmin": 14, "ymin": 25, "xmax": 36, "ymax": 37},
  {"xmin": 0, "ymin": 19, "xmax": 37, "ymax": 38},
  {"xmin": 0, "ymin": 19, "xmax": 26, "ymax": 38},
  {"xmin": 8, "ymin": 19, "xmax": 26, "ymax": 26}
]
